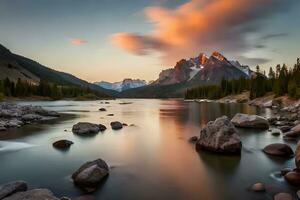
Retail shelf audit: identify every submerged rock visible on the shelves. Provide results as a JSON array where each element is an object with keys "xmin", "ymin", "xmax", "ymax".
[
  {"xmin": 251, "ymin": 182, "xmax": 265, "ymax": 192},
  {"xmin": 231, "ymin": 113, "xmax": 269, "ymax": 129},
  {"xmin": 110, "ymin": 121, "xmax": 123, "ymax": 130},
  {"xmin": 2, "ymin": 189, "xmax": 59, "ymax": 200},
  {"xmin": 0, "ymin": 181, "xmax": 27, "ymax": 199},
  {"xmin": 263, "ymin": 143, "xmax": 294, "ymax": 158},
  {"xmin": 274, "ymin": 193, "xmax": 292, "ymax": 200},
  {"xmin": 72, "ymin": 122, "xmax": 101, "ymax": 135},
  {"xmin": 196, "ymin": 116, "xmax": 242, "ymax": 154},
  {"xmin": 52, "ymin": 140, "xmax": 74, "ymax": 149},
  {"xmin": 72, "ymin": 159, "xmax": 109, "ymax": 193}
]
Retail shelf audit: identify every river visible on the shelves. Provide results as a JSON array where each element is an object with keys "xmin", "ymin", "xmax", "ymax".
[{"xmin": 0, "ymin": 99, "xmax": 297, "ymax": 200}]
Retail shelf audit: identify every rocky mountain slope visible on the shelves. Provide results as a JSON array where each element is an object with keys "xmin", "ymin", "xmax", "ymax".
[
  {"xmin": 120, "ymin": 52, "xmax": 253, "ymax": 98},
  {"xmin": 95, "ymin": 79, "xmax": 147, "ymax": 92},
  {"xmin": 0, "ymin": 44, "xmax": 116, "ymax": 96}
]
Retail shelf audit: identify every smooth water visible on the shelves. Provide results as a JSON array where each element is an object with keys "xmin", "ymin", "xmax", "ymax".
[{"xmin": 0, "ymin": 99, "xmax": 297, "ymax": 200}]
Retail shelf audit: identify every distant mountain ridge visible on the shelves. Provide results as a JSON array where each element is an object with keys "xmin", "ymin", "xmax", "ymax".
[
  {"xmin": 119, "ymin": 52, "xmax": 253, "ymax": 98},
  {"xmin": 95, "ymin": 79, "xmax": 147, "ymax": 92},
  {"xmin": 0, "ymin": 44, "xmax": 116, "ymax": 97}
]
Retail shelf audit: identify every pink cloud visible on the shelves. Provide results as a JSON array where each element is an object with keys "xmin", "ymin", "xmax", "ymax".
[
  {"xmin": 112, "ymin": 0, "xmax": 295, "ymax": 65},
  {"xmin": 70, "ymin": 38, "xmax": 87, "ymax": 45}
]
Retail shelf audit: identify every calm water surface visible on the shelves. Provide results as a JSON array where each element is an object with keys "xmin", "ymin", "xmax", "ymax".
[{"xmin": 0, "ymin": 99, "xmax": 297, "ymax": 200}]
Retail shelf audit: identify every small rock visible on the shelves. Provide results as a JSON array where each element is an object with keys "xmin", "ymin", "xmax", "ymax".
[
  {"xmin": 110, "ymin": 121, "xmax": 123, "ymax": 130},
  {"xmin": 107, "ymin": 114, "xmax": 114, "ymax": 116},
  {"xmin": 53, "ymin": 140, "xmax": 74, "ymax": 149},
  {"xmin": 274, "ymin": 193, "xmax": 292, "ymax": 200},
  {"xmin": 122, "ymin": 123, "xmax": 128, "ymax": 126},
  {"xmin": 99, "ymin": 108, "xmax": 106, "ymax": 112},
  {"xmin": 0, "ymin": 181, "xmax": 28, "ymax": 199},
  {"xmin": 263, "ymin": 143, "xmax": 294, "ymax": 158},
  {"xmin": 284, "ymin": 171, "xmax": 300, "ymax": 186},
  {"xmin": 251, "ymin": 182, "xmax": 265, "ymax": 192},
  {"xmin": 271, "ymin": 130, "xmax": 281, "ymax": 136},
  {"xmin": 189, "ymin": 136, "xmax": 198, "ymax": 143}
]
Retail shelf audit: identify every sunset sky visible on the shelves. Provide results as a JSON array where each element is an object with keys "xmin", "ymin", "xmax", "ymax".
[{"xmin": 0, "ymin": 0, "xmax": 299, "ymax": 82}]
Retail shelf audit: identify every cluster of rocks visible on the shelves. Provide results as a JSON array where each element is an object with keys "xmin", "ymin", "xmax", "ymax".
[
  {"xmin": 0, "ymin": 180, "xmax": 98, "ymax": 200},
  {"xmin": 72, "ymin": 121, "xmax": 126, "ymax": 136},
  {"xmin": 0, "ymin": 102, "xmax": 60, "ymax": 132}
]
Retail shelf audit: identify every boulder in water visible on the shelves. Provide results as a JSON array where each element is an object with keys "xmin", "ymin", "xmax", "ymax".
[
  {"xmin": 196, "ymin": 116, "xmax": 242, "ymax": 154},
  {"xmin": 231, "ymin": 113, "xmax": 269, "ymax": 129},
  {"xmin": 284, "ymin": 171, "xmax": 300, "ymax": 186},
  {"xmin": 263, "ymin": 143, "xmax": 294, "ymax": 158},
  {"xmin": 72, "ymin": 122, "xmax": 101, "ymax": 135},
  {"xmin": 110, "ymin": 121, "xmax": 123, "ymax": 130},
  {"xmin": 72, "ymin": 159, "xmax": 109, "ymax": 193},
  {"xmin": 99, "ymin": 108, "xmax": 106, "ymax": 112},
  {"xmin": 53, "ymin": 140, "xmax": 74, "ymax": 149}
]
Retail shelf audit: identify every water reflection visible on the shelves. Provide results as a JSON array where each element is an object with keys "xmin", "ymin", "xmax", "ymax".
[{"xmin": 0, "ymin": 100, "xmax": 296, "ymax": 200}]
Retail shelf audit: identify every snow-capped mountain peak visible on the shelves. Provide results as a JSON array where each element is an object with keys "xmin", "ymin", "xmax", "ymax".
[{"xmin": 94, "ymin": 79, "xmax": 147, "ymax": 92}]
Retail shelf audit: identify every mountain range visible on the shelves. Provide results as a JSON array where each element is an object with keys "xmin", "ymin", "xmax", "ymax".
[
  {"xmin": 0, "ymin": 43, "xmax": 254, "ymax": 98},
  {"xmin": 118, "ymin": 52, "xmax": 253, "ymax": 98},
  {"xmin": 94, "ymin": 79, "xmax": 147, "ymax": 92}
]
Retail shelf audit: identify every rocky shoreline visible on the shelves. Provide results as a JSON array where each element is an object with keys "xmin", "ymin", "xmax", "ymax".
[{"xmin": 0, "ymin": 102, "xmax": 60, "ymax": 132}]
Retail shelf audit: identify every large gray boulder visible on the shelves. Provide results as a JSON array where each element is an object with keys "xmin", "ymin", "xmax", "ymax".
[
  {"xmin": 0, "ymin": 181, "xmax": 27, "ymax": 199},
  {"xmin": 231, "ymin": 113, "xmax": 269, "ymax": 129},
  {"xmin": 2, "ymin": 189, "xmax": 59, "ymax": 200},
  {"xmin": 72, "ymin": 159, "xmax": 109, "ymax": 193},
  {"xmin": 72, "ymin": 122, "xmax": 101, "ymax": 135},
  {"xmin": 196, "ymin": 116, "xmax": 242, "ymax": 154}
]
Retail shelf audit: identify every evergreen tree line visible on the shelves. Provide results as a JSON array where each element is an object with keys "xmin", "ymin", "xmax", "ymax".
[
  {"xmin": 0, "ymin": 78, "xmax": 106, "ymax": 100},
  {"xmin": 185, "ymin": 58, "xmax": 300, "ymax": 100}
]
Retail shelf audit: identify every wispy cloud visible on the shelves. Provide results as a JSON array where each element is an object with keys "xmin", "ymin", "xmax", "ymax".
[
  {"xmin": 112, "ymin": 0, "xmax": 297, "ymax": 65},
  {"xmin": 260, "ymin": 33, "xmax": 288, "ymax": 40},
  {"xmin": 70, "ymin": 38, "xmax": 87, "ymax": 45}
]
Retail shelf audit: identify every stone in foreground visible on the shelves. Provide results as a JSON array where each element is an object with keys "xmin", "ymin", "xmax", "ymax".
[
  {"xmin": 231, "ymin": 113, "xmax": 269, "ymax": 129},
  {"xmin": 72, "ymin": 122, "xmax": 101, "ymax": 135},
  {"xmin": 263, "ymin": 143, "xmax": 294, "ymax": 158},
  {"xmin": 2, "ymin": 189, "xmax": 59, "ymax": 200},
  {"xmin": 196, "ymin": 116, "xmax": 242, "ymax": 154},
  {"xmin": 72, "ymin": 159, "xmax": 109, "ymax": 193},
  {"xmin": 53, "ymin": 140, "xmax": 74, "ymax": 149},
  {"xmin": 110, "ymin": 121, "xmax": 123, "ymax": 130},
  {"xmin": 0, "ymin": 181, "xmax": 27, "ymax": 199}
]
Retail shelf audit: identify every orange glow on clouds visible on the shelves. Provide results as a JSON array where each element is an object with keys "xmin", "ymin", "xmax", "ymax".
[
  {"xmin": 112, "ymin": 0, "xmax": 294, "ymax": 65},
  {"xmin": 70, "ymin": 38, "xmax": 87, "ymax": 45}
]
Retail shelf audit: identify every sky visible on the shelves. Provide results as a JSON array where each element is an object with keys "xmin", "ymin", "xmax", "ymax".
[{"xmin": 0, "ymin": 0, "xmax": 299, "ymax": 83}]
